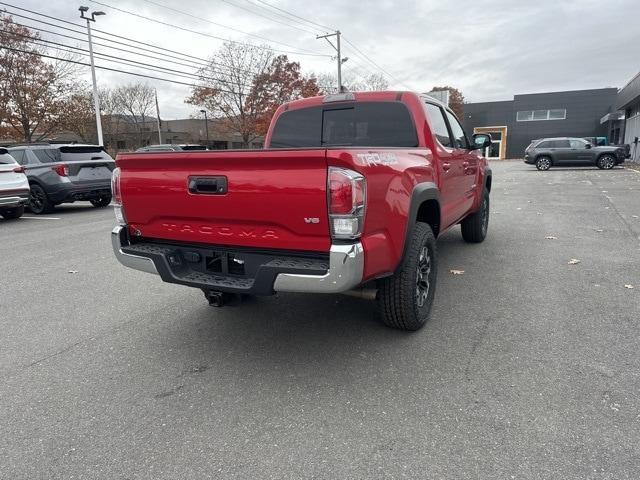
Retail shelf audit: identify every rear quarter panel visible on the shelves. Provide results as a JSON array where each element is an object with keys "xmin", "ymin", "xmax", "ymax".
[{"xmin": 327, "ymin": 147, "xmax": 435, "ymax": 281}]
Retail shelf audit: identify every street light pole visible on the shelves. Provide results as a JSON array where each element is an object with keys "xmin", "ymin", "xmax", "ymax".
[
  {"xmin": 79, "ymin": 6, "xmax": 105, "ymax": 146},
  {"xmin": 200, "ymin": 110, "xmax": 209, "ymax": 147},
  {"xmin": 316, "ymin": 30, "xmax": 348, "ymax": 93}
]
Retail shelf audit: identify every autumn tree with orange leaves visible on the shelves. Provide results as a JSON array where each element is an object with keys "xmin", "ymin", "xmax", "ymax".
[
  {"xmin": 187, "ymin": 42, "xmax": 319, "ymax": 146},
  {"xmin": 246, "ymin": 55, "xmax": 320, "ymax": 135},
  {"xmin": 0, "ymin": 14, "xmax": 80, "ymax": 142},
  {"xmin": 430, "ymin": 86, "xmax": 465, "ymax": 119}
]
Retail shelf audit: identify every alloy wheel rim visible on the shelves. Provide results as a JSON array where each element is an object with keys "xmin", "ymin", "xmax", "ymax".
[
  {"xmin": 30, "ymin": 189, "xmax": 43, "ymax": 211},
  {"xmin": 539, "ymin": 158, "xmax": 550, "ymax": 170},
  {"xmin": 602, "ymin": 156, "xmax": 614, "ymax": 169},
  {"xmin": 416, "ymin": 246, "xmax": 431, "ymax": 308}
]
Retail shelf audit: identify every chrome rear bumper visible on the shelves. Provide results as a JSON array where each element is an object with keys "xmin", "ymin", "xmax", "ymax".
[{"xmin": 111, "ymin": 225, "xmax": 364, "ymax": 294}]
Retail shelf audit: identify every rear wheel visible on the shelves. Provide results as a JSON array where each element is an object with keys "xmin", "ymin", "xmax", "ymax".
[
  {"xmin": 378, "ymin": 222, "xmax": 437, "ymax": 331},
  {"xmin": 29, "ymin": 184, "xmax": 54, "ymax": 214},
  {"xmin": 461, "ymin": 188, "xmax": 489, "ymax": 243},
  {"xmin": 536, "ymin": 156, "xmax": 552, "ymax": 171},
  {"xmin": 596, "ymin": 154, "xmax": 615, "ymax": 170},
  {"xmin": 90, "ymin": 195, "xmax": 112, "ymax": 207},
  {"xmin": 1, "ymin": 205, "xmax": 25, "ymax": 220}
]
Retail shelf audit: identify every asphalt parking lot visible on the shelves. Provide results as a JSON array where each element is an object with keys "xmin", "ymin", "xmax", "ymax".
[{"xmin": 1, "ymin": 161, "xmax": 639, "ymax": 480}]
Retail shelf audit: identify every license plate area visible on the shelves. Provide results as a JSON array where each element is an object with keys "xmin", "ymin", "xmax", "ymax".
[{"xmin": 205, "ymin": 252, "xmax": 245, "ymax": 276}]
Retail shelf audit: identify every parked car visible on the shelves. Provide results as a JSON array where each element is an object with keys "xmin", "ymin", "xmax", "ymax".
[
  {"xmin": 524, "ymin": 137, "xmax": 626, "ymax": 170},
  {"xmin": 136, "ymin": 144, "xmax": 207, "ymax": 152},
  {"xmin": 0, "ymin": 148, "xmax": 29, "ymax": 220},
  {"xmin": 7, "ymin": 144, "xmax": 115, "ymax": 214},
  {"xmin": 583, "ymin": 137, "xmax": 631, "ymax": 158},
  {"xmin": 111, "ymin": 91, "xmax": 492, "ymax": 331}
]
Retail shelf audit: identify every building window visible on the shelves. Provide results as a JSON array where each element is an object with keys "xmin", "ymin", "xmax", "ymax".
[
  {"xmin": 116, "ymin": 141, "xmax": 126, "ymax": 149},
  {"xmin": 231, "ymin": 142, "xmax": 244, "ymax": 149},
  {"xmin": 517, "ymin": 109, "xmax": 566, "ymax": 121}
]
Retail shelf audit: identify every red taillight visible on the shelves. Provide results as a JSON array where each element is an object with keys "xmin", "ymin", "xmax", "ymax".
[
  {"xmin": 111, "ymin": 167, "xmax": 126, "ymax": 225},
  {"xmin": 327, "ymin": 167, "xmax": 366, "ymax": 239},
  {"xmin": 13, "ymin": 166, "xmax": 25, "ymax": 173},
  {"xmin": 52, "ymin": 164, "xmax": 69, "ymax": 176},
  {"xmin": 111, "ymin": 167, "xmax": 122, "ymax": 204},
  {"xmin": 329, "ymin": 170, "xmax": 354, "ymax": 214}
]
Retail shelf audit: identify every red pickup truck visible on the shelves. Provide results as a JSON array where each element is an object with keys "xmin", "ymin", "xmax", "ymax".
[{"xmin": 111, "ymin": 91, "xmax": 492, "ymax": 330}]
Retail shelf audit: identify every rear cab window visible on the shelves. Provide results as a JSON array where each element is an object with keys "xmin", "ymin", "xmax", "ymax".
[{"xmin": 270, "ymin": 101, "xmax": 418, "ymax": 148}]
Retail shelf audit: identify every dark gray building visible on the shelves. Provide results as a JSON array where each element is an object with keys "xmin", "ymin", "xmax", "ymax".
[{"xmin": 463, "ymin": 88, "xmax": 619, "ymax": 159}]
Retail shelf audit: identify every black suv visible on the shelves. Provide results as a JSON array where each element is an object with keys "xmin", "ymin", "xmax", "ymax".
[
  {"xmin": 524, "ymin": 137, "xmax": 626, "ymax": 171},
  {"xmin": 8, "ymin": 144, "xmax": 115, "ymax": 214}
]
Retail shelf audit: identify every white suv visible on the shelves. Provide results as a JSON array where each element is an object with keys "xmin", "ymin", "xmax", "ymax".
[{"xmin": 0, "ymin": 148, "xmax": 29, "ymax": 220}]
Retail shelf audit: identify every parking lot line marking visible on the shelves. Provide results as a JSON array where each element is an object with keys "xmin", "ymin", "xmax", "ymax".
[{"xmin": 20, "ymin": 216, "xmax": 61, "ymax": 220}]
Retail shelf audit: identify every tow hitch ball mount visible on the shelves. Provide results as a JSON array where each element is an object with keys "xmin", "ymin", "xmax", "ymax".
[{"xmin": 205, "ymin": 290, "xmax": 226, "ymax": 307}]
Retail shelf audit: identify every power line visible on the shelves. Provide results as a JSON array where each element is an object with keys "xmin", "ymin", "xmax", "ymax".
[
  {"xmin": 4, "ymin": 30, "xmax": 255, "ymax": 91},
  {"xmin": 1, "ymin": 7, "xmax": 264, "ymax": 77},
  {"xmin": 342, "ymin": 36, "xmax": 410, "ymax": 88},
  {"xmin": 0, "ymin": 44, "xmax": 252, "ymax": 93},
  {"xmin": 250, "ymin": 0, "xmax": 335, "ymax": 33},
  {"xmin": 89, "ymin": 0, "xmax": 331, "ymax": 57},
  {"xmin": 7, "ymin": 19, "xmax": 211, "ymax": 72},
  {"xmin": 142, "ymin": 0, "xmax": 318, "ymax": 37},
  {"xmin": 238, "ymin": 0, "xmax": 324, "ymax": 35},
  {"xmin": 8, "ymin": 17, "xmax": 259, "ymax": 80}
]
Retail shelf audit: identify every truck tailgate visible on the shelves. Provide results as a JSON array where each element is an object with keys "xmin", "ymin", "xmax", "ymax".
[{"xmin": 117, "ymin": 150, "xmax": 330, "ymax": 252}]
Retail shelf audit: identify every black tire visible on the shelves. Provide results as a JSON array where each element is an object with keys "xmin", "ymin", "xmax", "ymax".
[
  {"xmin": 536, "ymin": 156, "xmax": 552, "ymax": 171},
  {"xmin": 461, "ymin": 188, "xmax": 490, "ymax": 243},
  {"xmin": 28, "ymin": 184, "xmax": 54, "ymax": 214},
  {"xmin": 1, "ymin": 205, "xmax": 25, "ymax": 220},
  {"xmin": 378, "ymin": 222, "xmax": 437, "ymax": 331},
  {"xmin": 90, "ymin": 195, "xmax": 112, "ymax": 207},
  {"xmin": 596, "ymin": 154, "xmax": 615, "ymax": 170}
]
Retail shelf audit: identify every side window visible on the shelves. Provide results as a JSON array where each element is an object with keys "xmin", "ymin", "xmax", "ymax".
[
  {"xmin": 424, "ymin": 103, "xmax": 452, "ymax": 148},
  {"xmin": 536, "ymin": 141, "xmax": 551, "ymax": 148},
  {"xmin": 570, "ymin": 139, "xmax": 586, "ymax": 148},
  {"xmin": 445, "ymin": 110, "xmax": 469, "ymax": 149},
  {"xmin": 554, "ymin": 139, "xmax": 570, "ymax": 148},
  {"xmin": 10, "ymin": 149, "xmax": 26, "ymax": 164}
]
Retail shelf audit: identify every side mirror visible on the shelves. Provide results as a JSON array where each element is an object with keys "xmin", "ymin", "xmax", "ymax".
[
  {"xmin": 585, "ymin": 143, "xmax": 592, "ymax": 149},
  {"xmin": 471, "ymin": 133, "xmax": 492, "ymax": 150}
]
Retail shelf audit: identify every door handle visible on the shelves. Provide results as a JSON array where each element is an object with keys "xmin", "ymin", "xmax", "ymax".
[
  {"xmin": 188, "ymin": 176, "xmax": 228, "ymax": 194},
  {"xmin": 442, "ymin": 162, "xmax": 451, "ymax": 172}
]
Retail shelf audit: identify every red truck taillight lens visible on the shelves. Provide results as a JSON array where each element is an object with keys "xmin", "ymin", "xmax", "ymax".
[
  {"xmin": 52, "ymin": 164, "xmax": 69, "ymax": 176},
  {"xmin": 328, "ymin": 167, "xmax": 366, "ymax": 240},
  {"xmin": 111, "ymin": 167, "xmax": 126, "ymax": 225}
]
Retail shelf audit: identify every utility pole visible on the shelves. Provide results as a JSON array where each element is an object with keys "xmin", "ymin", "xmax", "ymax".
[
  {"xmin": 79, "ymin": 6, "xmax": 105, "ymax": 146},
  {"xmin": 154, "ymin": 89, "xmax": 162, "ymax": 144},
  {"xmin": 316, "ymin": 30, "xmax": 348, "ymax": 93},
  {"xmin": 200, "ymin": 110, "xmax": 209, "ymax": 147}
]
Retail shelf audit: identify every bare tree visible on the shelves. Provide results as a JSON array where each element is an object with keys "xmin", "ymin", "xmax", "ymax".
[
  {"xmin": 112, "ymin": 82, "xmax": 156, "ymax": 146},
  {"xmin": 316, "ymin": 71, "xmax": 389, "ymax": 94},
  {"xmin": 186, "ymin": 42, "xmax": 273, "ymax": 147}
]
